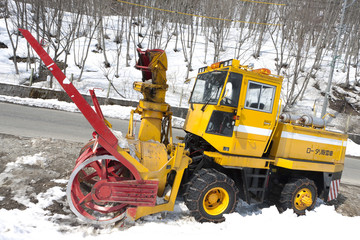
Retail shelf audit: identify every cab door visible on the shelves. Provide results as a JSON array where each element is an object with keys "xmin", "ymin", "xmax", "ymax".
[{"xmin": 233, "ymin": 78, "xmax": 279, "ymax": 157}]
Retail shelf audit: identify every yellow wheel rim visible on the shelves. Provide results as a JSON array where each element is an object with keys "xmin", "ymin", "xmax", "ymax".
[
  {"xmin": 294, "ymin": 188, "xmax": 313, "ymax": 211},
  {"xmin": 203, "ymin": 187, "xmax": 230, "ymax": 215}
]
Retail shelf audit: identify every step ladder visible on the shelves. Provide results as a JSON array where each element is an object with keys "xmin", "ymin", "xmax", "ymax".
[{"xmin": 242, "ymin": 168, "xmax": 270, "ymax": 204}]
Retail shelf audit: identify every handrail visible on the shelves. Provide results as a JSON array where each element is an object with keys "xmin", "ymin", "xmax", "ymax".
[{"xmin": 263, "ymin": 99, "xmax": 282, "ymax": 154}]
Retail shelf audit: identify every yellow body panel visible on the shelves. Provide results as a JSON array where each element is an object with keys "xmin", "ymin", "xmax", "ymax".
[
  {"xmin": 233, "ymin": 75, "xmax": 282, "ymax": 157},
  {"xmin": 184, "ymin": 104, "xmax": 214, "ymax": 138},
  {"xmin": 135, "ymin": 141, "xmax": 168, "ymax": 195},
  {"xmin": 185, "ymin": 104, "xmax": 235, "ymax": 153},
  {"xmin": 267, "ymin": 122, "xmax": 347, "ymax": 172},
  {"xmin": 137, "ymin": 141, "xmax": 168, "ymax": 172},
  {"xmin": 274, "ymin": 157, "xmax": 344, "ymax": 173},
  {"xmin": 127, "ymin": 144, "xmax": 190, "ymax": 220},
  {"xmin": 204, "ymin": 151, "xmax": 274, "ymax": 169},
  {"xmin": 270, "ymin": 123, "xmax": 347, "ymax": 164},
  {"xmin": 137, "ymin": 101, "xmax": 169, "ymax": 142}
]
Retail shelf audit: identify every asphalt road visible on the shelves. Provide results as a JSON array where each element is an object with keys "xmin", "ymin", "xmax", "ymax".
[
  {"xmin": 0, "ymin": 101, "xmax": 359, "ymax": 185},
  {"xmin": 0, "ymin": 101, "xmax": 185, "ymax": 143},
  {"xmin": 342, "ymin": 156, "xmax": 360, "ymax": 186},
  {"xmin": 0, "ymin": 102, "xmax": 97, "ymax": 142}
]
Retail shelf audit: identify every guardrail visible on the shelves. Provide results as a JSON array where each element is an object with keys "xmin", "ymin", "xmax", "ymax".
[{"xmin": 0, "ymin": 82, "xmax": 189, "ymax": 119}]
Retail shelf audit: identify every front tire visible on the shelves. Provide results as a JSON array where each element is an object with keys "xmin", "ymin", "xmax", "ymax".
[
  {"xmin": 184, "ymin": 168, "xmax": 238, "ymax": 223},
  {"xmin": 278, "ymin": 178, "xmax": 317, "ymax": 215}
]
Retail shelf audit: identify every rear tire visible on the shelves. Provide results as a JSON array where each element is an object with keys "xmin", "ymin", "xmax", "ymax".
[
  {"xmin": 278, "ymin": 178, "xmax": 317, "ymax": 215},
  {"xmin": 184, "ymin": 168, "xmax": 238, "ymax": 223}
]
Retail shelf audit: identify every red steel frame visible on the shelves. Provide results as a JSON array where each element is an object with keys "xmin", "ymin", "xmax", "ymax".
[{"xmin": 19, "ymin": 28, "xmax": 141, "ymax": 180}]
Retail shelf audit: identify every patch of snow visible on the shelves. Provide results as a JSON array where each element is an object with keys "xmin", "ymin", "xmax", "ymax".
[
  {"xmin": 0, "ymin": 208, "xmax": 64, "ymax": 240},
  {"xmin": 0, "ymin": 153, "xmax": 48, "ymax": 207},
  {"xmin": 36, "ymin": 186, "xmax": 65, "ymax": 209},
  {"xmin": 14, "ymin": 153, "xmax": 46, "ymax": 166},
  {"xmin": 0, "ymin": 95, "xmax": 79, "ymax": 113},
  {"xmin": 111, "ymin": 129, "xmax": 129, "ymax": 149},
  {"xmin": 51, "ymin": 179, "xmax": 68, "ymax": 184},
  {"xmin": 346, "ymin": 139, "xmax": 360, "ymax": 157},
  {"xmin": 1, "ymin": 153, "xmax": 45, "ymax": 176}
]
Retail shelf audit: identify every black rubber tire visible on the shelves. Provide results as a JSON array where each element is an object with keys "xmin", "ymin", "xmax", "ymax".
[
  {"xmin": 278, "ymin": 178, "xmax": 317, "ymax": 215},
  {"xmin": 183, "ymin": 168, "xmax": 238, "ymax": 223}
]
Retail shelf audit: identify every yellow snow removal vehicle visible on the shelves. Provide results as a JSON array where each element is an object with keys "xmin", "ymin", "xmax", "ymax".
[
  {"xmin": 21, "ymin": 28, "xmax": 347, "ymax": 225},
  {"xmin": 182, "ymin": 59, "xmax": 346, "ymax": 221}
]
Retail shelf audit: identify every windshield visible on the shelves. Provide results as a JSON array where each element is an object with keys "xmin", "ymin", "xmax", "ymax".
[{"xmin": 189, "ymin": 71, "xmax": 228, "ymax": 105}]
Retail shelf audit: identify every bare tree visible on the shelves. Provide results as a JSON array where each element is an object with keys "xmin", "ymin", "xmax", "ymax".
[
  {"xmin": 75, "ymin": 18, "xmax": 100, "ymax": 81},
  {"xmin": 113, "ymin": 16, "xmax": 125, "ymax": 78},
  {"xmin": 252, "ymin": 5, "xmax": 270, "ymax": 59},
  {"xmin": 4, "ymin": 0, "xmax": 27, "ymax": 74}
]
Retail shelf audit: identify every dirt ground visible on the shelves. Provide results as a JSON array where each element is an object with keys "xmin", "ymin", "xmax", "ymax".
[
  {"xmin": 0, "ymin": 133, "xmax": 359, "ymax": 223},
  {"xmin": 0, "ymin": 133, "xmax": 84, "ymax": 226}
]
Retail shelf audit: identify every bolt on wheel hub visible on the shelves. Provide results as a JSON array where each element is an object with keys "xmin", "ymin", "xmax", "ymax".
[{"xmin": 294, "ymin": 188, "xmax": 313, "ymax": 211}]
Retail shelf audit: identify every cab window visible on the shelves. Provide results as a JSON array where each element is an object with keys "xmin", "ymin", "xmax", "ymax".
[
  {"xmin": 220, "ymin": 72, "xmax": 242, "ymax": 107},
  {"xmin": 245, "ymin": 81, "xmax": 276, "ymax": 113},
  {"xmin": 189, "ymin": 71, "xmax": 228, "ymax": 105},
  {"xmin": 206, "ymin": 111, "xmax": 234, "ymax": 137}
]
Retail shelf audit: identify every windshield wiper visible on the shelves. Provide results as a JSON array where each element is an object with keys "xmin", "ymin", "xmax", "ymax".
[{"xmin": 201, "ymin": 89, "xmax": 219, "ymax": 112}]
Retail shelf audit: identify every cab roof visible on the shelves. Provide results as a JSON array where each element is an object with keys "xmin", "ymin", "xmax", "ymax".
[{"xmin": 198, "ymin": 59, "xmax": 283, "ymax": 85}]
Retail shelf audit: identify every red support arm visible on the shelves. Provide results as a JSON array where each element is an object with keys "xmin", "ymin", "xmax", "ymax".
[
  {"xmin": 89, "ymin": 89, "xmax": 105, "ymax": 121},
  {"xmin": 19, "ymin": 28, "xmax": 141, "ymax": 180},
  {"xmin": 19, "ymin": 28, "xmax": 117, "ymax": 147}
]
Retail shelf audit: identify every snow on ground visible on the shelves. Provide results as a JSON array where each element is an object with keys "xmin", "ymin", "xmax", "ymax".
[
  {"xmin": 0, "ymin": 193, "xmax": 359, "ymax": 240},
  {"xmin": 0, "ymin": 136, "xmax": 358, "ymax": 240},
  {"xmin": 0, "ymin": 151, "xmax": 359, "ymax": 240}
]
